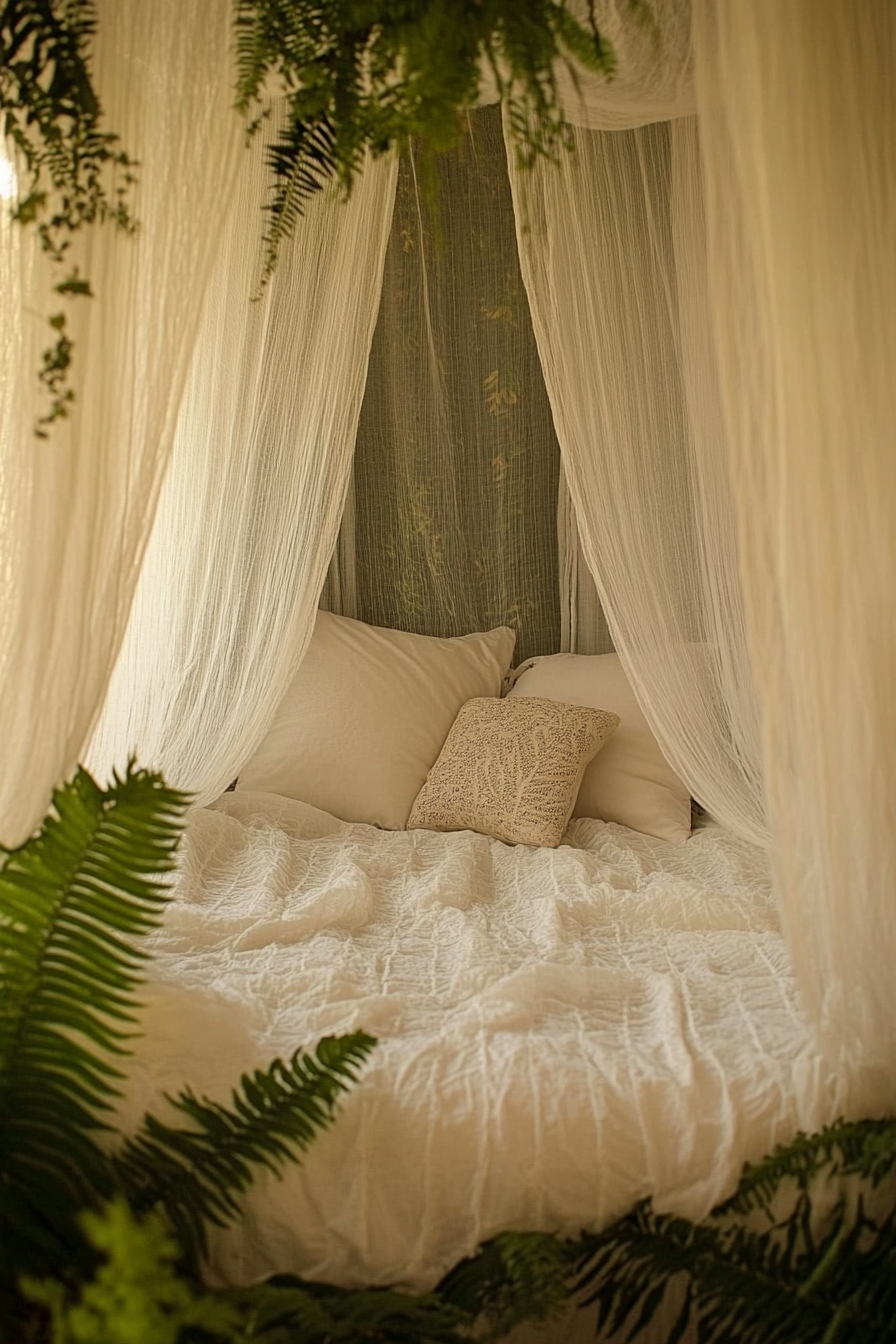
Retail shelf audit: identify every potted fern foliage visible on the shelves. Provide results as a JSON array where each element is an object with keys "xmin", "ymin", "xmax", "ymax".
[{"xmin": 0, "ymin": 764, "xmax": 470, "ymax": 1342}]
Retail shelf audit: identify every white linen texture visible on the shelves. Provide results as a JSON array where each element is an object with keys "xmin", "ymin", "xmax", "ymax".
[{"xmin": 117, "ymin": 791, "xmax": 843, "ymax": 1293}]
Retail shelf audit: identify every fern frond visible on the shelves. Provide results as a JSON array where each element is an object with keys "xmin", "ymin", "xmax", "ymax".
[
  {"xmin": 233, "ymin": 1, "xmax": 617, "ymax": 283},
  {"xmin": 569, "ymin": 1162, "xmax": 896, "ymax": 1344},
  {"xmin": 847, "ymin": 1117, "xmax": 896, "ymax": 1186},
  {"xmin": 231, "ymin": 1274, "xmax": 468, "ymax": 1344},
  {"xmin": 23, "ymin": 1197, "xmax": 243, "ymax": 1344},
  {"xmin": 260, "ymin": 111, "xmax": 342, "ymax": 278},
  {"xmin": 116, "ymin": 1031, "xmax": 376, "ymax": 1267},
  {"xmin": 438, "ymin": 1230, "xmax": 575, "ymax": 1339},
  {"xmin": 573, "ymin": 1204, "xmax": 703, "ymax": 1341},
  {"xmin": 0, "ymin": 764, "xmax": 189, "ymax": 1273},
  {"xmin": 717, "ymin": 1117, "xmax": 896, "ymax": 1218}
]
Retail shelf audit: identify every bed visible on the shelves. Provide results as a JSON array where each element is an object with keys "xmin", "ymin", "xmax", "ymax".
[{"xmin": 118, "ymin": 786, "xmax": 842, "ymax": 1294}]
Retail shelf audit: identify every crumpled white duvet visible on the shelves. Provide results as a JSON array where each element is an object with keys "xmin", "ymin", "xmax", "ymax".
[{"xmin": 118, "ymin": 790, "xmax": 843, "ymax": 1291}]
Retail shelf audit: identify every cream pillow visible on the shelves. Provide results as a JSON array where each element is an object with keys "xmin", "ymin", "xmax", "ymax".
[
  {"xmin": 408, "ymin": 696, "xmax": 619, "ymax": 848},
  {"xmin": 507, "ymin": 653, "xmax": 691, "ymax": 844},
  {"xmin": 237, "ymin": 611, "xmax": 516, "ymax": 830}
]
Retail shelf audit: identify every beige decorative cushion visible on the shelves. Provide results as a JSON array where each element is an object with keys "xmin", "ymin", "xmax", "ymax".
[
  {"xmin": 237, "ymin": 611, "xmax": 516, "ymax": 830},
  {"xmin": 507, "ymin": 653, "xmax": 691, "ymax": 844},
  {"xmin": 408, "ymin": 696, "xmax": 620, "ymax": 848}
]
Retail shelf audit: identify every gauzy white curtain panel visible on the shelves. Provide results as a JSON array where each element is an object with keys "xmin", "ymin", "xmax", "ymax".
[
  {"xmin": 507, "ymin": 118, "xmax": 766, "ymax": 847},
  {"xmin": 557, "ymin": 468, "xmax": 614, "ymax": 656},
  {"xmin": 0, "ymin": 0, "xmax": 243, "ymax": 847},
  {"xmin": 693, "ymin": 0, "xmax": 896, "ymax": 1107},
  {"xmin": 89, "ymin": 134, "xmax": 397, "ymax": 802}
]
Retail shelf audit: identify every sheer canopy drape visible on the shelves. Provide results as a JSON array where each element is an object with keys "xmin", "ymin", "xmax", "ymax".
[
  {"xmin": 0, "ymin": 0, "xmax": 244, "ymax": 847},
  {"xmin": 89, "ymin": 136, "xmax": 397, "ymax": 802},
  {"xmin": 510, "ymin": 0, "xmax": 896, "ymax": 1101},
  {"xmin": 692, "ymin": 0, "xmax": 896, "ymax": 1104},
  {"xmin": 507, "ymin": 117, "xmax": 766, "ymax": 846}
]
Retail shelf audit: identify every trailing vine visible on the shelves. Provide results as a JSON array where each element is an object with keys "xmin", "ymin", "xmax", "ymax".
[{"xmin": 1, "ymin": 0, "xmax": 136, "ymax": 435}]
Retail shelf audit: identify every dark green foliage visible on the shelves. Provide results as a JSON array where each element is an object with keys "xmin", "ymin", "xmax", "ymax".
[
  {"xmin": 717, "ymin": 1116, "xmax": 896, "ymax": 1215},
  {"xmin": 573, "ymin": 1116, "xmax": 896, "ymax": 1344},
  {"xmin": 0, "ymin": 0, "xmax": 136, "ymax": 433},
  {"xmin": 0, "ymin": 765, "xmax": 186, "ymax": 1284},
  {"xmin": 233, "ymin": 0, "xmax": 618, "ymax": 282},
  {"xmin": 116, "ymin": 1033, "xmax": 375, "ymax": 1271},
  {"xmin": 434, "ymin": 1117, "xmax": 896, "ymax": 1344},
  {"xmin": 27, "ymin": 1198, "xmax": 474, "ymax": 1343},
  {"xmin": 229, "ymin": 1274, "xmax": 469, "ymax": 1343},
  {"xmin": 439, "ymin": 1227, "xmax": 577, "ymax": 1339},
  {"xmin": 0, "ymin": 765, "xmax": 381, "ymax": 1341},
  {"xmin": 0, "ymin": 0, "xmax": 134, "ymax": 255}
]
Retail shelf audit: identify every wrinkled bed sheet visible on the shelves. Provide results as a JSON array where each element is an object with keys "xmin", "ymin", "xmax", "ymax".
[{"xmin": 118, "ymin": 791, "xmax": 843, "ymax": 1291}]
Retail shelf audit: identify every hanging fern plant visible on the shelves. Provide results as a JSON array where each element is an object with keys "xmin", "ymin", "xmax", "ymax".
[
  {"xmin": 233, "ymin": 0, "xmax": 619, "ymax": 283},
  {"xmin": 1, "ymin": 0, "xmax": 137, "ymax": 435},
  {"xmin": 4, "ymin": 1, "xmax": 620, "ymax": 416}
]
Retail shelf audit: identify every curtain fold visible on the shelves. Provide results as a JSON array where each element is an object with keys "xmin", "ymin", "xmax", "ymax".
[
  {"xmin": 0, "ymin": 0, "xmax": 244, "ymax": 847},
  {"xmin": 553, "ymin": 0, "xmax": 695, "ymax": 130},
  {"xmin": 557, "ymin": 465, "xmax": 614, "ymax": 655},
  {"xmin": 476, "ymin": 0, "xmax": 695, "ymax": 130},
  {"xmin": 693, "ymin": 0, "xmax": 896, "ymax": 1106},
  {"xmin": 507, "ymin": 114, "xmax": 766, "ymax": 846},
  {"xmin": 89, "ymin": 135, "xmax": 398, "ymax": 802}
]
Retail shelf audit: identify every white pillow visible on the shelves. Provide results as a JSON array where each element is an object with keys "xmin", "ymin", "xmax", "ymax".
[
  {"xmin": 507, "ymin": 653, "xmax": 691, "ymax": 844},
  {"xmin": 237, "ymin": 611, "xmax": 516, "ymax": 830}
]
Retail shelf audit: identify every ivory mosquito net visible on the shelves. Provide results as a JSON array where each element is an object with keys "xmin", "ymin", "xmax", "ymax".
[{"xmin": 2, "ymin": 0, "xmax": 895, "ymax": 1111}]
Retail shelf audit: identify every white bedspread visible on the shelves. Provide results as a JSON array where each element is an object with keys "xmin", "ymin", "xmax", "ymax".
[{"xmin": 119, "ymin": 791, "xmax": 843, "ymax": 1291}]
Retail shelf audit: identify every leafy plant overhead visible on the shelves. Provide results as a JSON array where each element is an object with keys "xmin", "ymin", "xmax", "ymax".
[
  {"xmin": 4, "ymin": 0, "xmax": 619, "ymax": 415},
  {"xmin": 234, "ymin": 0, "xmax": 618, "ymax": 281},
  {"xmin": 1, "ymin": 0, "xmax": 136, "ymax": 434}
]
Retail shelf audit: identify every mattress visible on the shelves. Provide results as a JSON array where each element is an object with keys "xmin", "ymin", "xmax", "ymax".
[{"xmin": 117, "ymin": 790, "xmax": 843, "ymax": 1291}]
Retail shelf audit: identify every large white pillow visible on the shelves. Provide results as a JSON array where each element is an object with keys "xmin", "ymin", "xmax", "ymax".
[
  {"xmin": 237, "ymin": 611, "xmax": 516, "ymax": 830},
  {"xmin": 507, "ymin": 652, "xmax": 691, "ymax": 844}
]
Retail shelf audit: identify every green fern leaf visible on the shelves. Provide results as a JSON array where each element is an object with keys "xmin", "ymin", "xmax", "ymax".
[
  {"xmin": 233, "ymin": 1, "xmax": 619, "ymax": 285},
  {"xmin": 260, "ymin": 111, "xmax": 342, "ymax": 278},
  {"xmin": 116, "ymin": 1031, "xmax": 376, "ymax": 1267},
  {"xmin": 231, "ymin": 1274, "xmax": 468, "ymax": 1343},
  {"xmin": 550, "ymin": 4, "xmax": 616, "ymax": 78},
  {"xmin": 717, "ymin": 1118, "xmax": 896, "ymax": 1219},
  {"xmin": 438, "ymin": 1229, "xmax": 576, "ymax": 1339},
  {"xmin": 0, "ymin": 764, "xmax": 189, "ymax": 1273},
  {"xmin": 574, "ymin": 1205, "xmax": 703, "ymax": 1340},
  {"xmin": 848, "ymin": 1117, "xmax": 896, "ymax": 1186}
]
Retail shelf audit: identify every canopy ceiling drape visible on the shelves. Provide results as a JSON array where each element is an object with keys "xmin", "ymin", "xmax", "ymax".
[
  {"xmin": 508, "ymin": 117, "xmax": 766, "ymax": 847},
  {"xmin": 2, "ymin": 0, "xmax": 894, "ymax": 1107}
]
